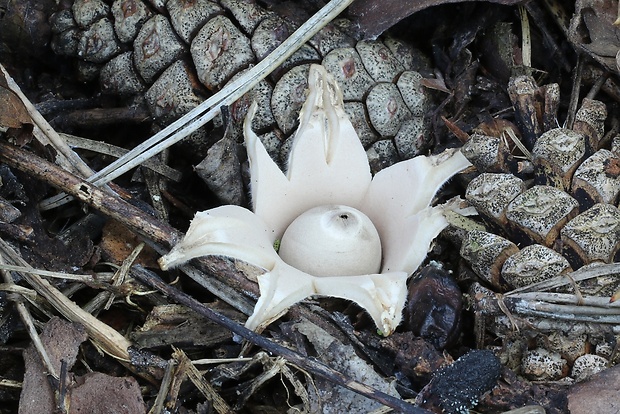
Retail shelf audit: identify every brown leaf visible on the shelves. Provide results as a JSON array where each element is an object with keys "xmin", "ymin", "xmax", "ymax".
[
  {"xmin": 569, "ymin": 0, "xmax": 620, "ymax": 75},
  {"xmin": 18, "ymin": 317, "xmax": 146, "ymax": 414},
  {"xmin": 347, "ymin": 0, "xmax": 524, "ymax": 39},
  {"xmin": 568, "ymin": 363, "xmax": 620, "ymax": 413},
  {"xmin": 19, "ymin": 317, "xmax": 88, "ymax": 414},
  {"xmin": 100, "ymin": 220, "xmax": 160, "ymax": 267},
  {"xmin": 474, "ymin": 118, "xmax": 522, "ymax": 139},
  {"xmin": 0, "ymin": 73, "xmax": 31, "ymax": 129},
  {"xmin": 69, "ymin": 372, "xmax": 145, "ymax": 414}
]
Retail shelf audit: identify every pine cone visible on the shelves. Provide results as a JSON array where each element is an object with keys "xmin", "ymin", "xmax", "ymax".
[{"xmin": 50, "ymin": 0, "xmax": 434, "ymax": 169}]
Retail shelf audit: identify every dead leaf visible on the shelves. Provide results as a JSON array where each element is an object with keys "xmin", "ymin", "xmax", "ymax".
[
  {"xmin": 100, "ymin": 220, "xmax": 160, "ymax": 267},
  {"xmin": 475, "ymin": 118, "xmax": 522, "ymax": 139},
  {"xmin": 568, "ymin": 364, "xmax": 620, "ymax": 413},
  {"xmin": 17, "ymin": 202, "xmax": 95, "ymax": 270},
  {"xmin": 68, "ymin": 372, "xmax": 145, "ymax": 414},
  {"xmin": 0, "ymin": 73, "xmax": 31, "ymax": 129},
  {"xmin": 131, "ymin": 303, "xmax": 242, "ymax": 348},
  {"xmin": 18, "ymin": 317, "xmax": 146, "ymax": 414},
  {"xmin": 195, "ymin": 134, "xmax": 246, "ymax": 206},
  {"xmin": 19, "ymin": 317, "xmax": 87, "ymax": 414},
  {"xmin": 347, "ymin": 0, "xmax": 524, "ymax": 39},
  {"xmin": 569, "ymin": 0, "xmax": 620, "ymax": 75}
]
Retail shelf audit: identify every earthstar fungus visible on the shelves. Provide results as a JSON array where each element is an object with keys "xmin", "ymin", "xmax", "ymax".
[{"xmin": 159, "ymin": 65, "xmax": 471, "ymax": 334}]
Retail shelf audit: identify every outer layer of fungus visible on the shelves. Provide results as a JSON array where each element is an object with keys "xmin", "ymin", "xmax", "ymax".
[{"xmin": 159, "ymin": 65, "xmax": 471, "ymax": 334}]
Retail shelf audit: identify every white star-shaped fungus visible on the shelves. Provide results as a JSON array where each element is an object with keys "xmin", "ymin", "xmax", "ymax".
[{"xmin": 159, "ymin": 65, "xmax": 471, "ymax": 334}]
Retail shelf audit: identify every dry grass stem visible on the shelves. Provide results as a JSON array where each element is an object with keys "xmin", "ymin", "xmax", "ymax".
[
  {"xmin": 0, "ymin": 255, "xmax": 59, "ymax": 379},
  {"xmin": 148, "ymin": 360, "xmax": 176, "ymax": 414},
  {"xmin": 104, "ymin": 243, "xmax": 144, "ymax": 310},
  {"xmin": 0, "ymin": 379, "xmax": 22, "ymax": 389},
  {"xmin": 0, "ymin": 238, "xmax": 133, "ymax": 362},
  {"xmin": 504, "ymin": 128, "xmax": 532, "ymax": 160},
  {"xmin": 173, "ymin": 348, "xmax": 234, "ymax": 414},
  {"xmin": 192, "ymin": 357, "xmax": 253, "ymax": 365},
  {"xmin": 0, "ymin": 264, "xmax": 108, "ymax": 283},
  {"xmin": 508, "ymin": 262, "xmax": 620, "ymax": 294},
  {"xmin": 60, "ymin": 133, "xmax": 182, "ymax": 182},
  {"xmin": 519, "ymin": 5, "xmax": 532, "ymax": 68}
]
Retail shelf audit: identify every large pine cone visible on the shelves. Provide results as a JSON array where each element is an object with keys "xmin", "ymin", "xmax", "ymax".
[{"xmin": 50, "ymin": 0, "xmax": 434, "ymax": 169}]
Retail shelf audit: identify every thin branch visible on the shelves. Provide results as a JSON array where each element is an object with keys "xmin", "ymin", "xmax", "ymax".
[
  {"xmin": 148, "ymin": 360, "xmax": 176, "ymax": 414},
  {"xmin": 508, "ymin": 263, "xmax": 620, "ymax": 294},
  {"xmin": 0, "ymin": 141, "xmax": 181, "ymax": 247},
  {"xmin": 511, "ymin": 291, "xmax": 620, "ymax": 309},
  {"xmin": 172, "ymin": 348, "xmax": 233, "ymax": 414}
]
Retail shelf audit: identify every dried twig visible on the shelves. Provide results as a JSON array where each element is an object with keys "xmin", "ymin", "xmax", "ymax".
[
  {"xmin": 148, "ymin": 360, "xmax": 175, "ymax": 414},
  {"xmin": 508, "ymin": 263, "xmax": 620, "ymax": 294},
  {"xmin": 473, "ymin": 263, "xmax": 620, "ymax": 336},
  {"xmin": 0, "ymin": 141, "xmax": 181, "ymax": 247},
  {"xmin": 83, "ymin": 243, "xmax": 144, "ymax": 315},
  {"xmin": 566, "ymin": 55, "xmax": 584, "ymax": 129},
  {"xmin": 0, "ymin": 379, "xmax": 22, "ymax": 389},
  {"xmin": 230, "ymin": 354, "xmax": 305, "ymax": 410}
]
